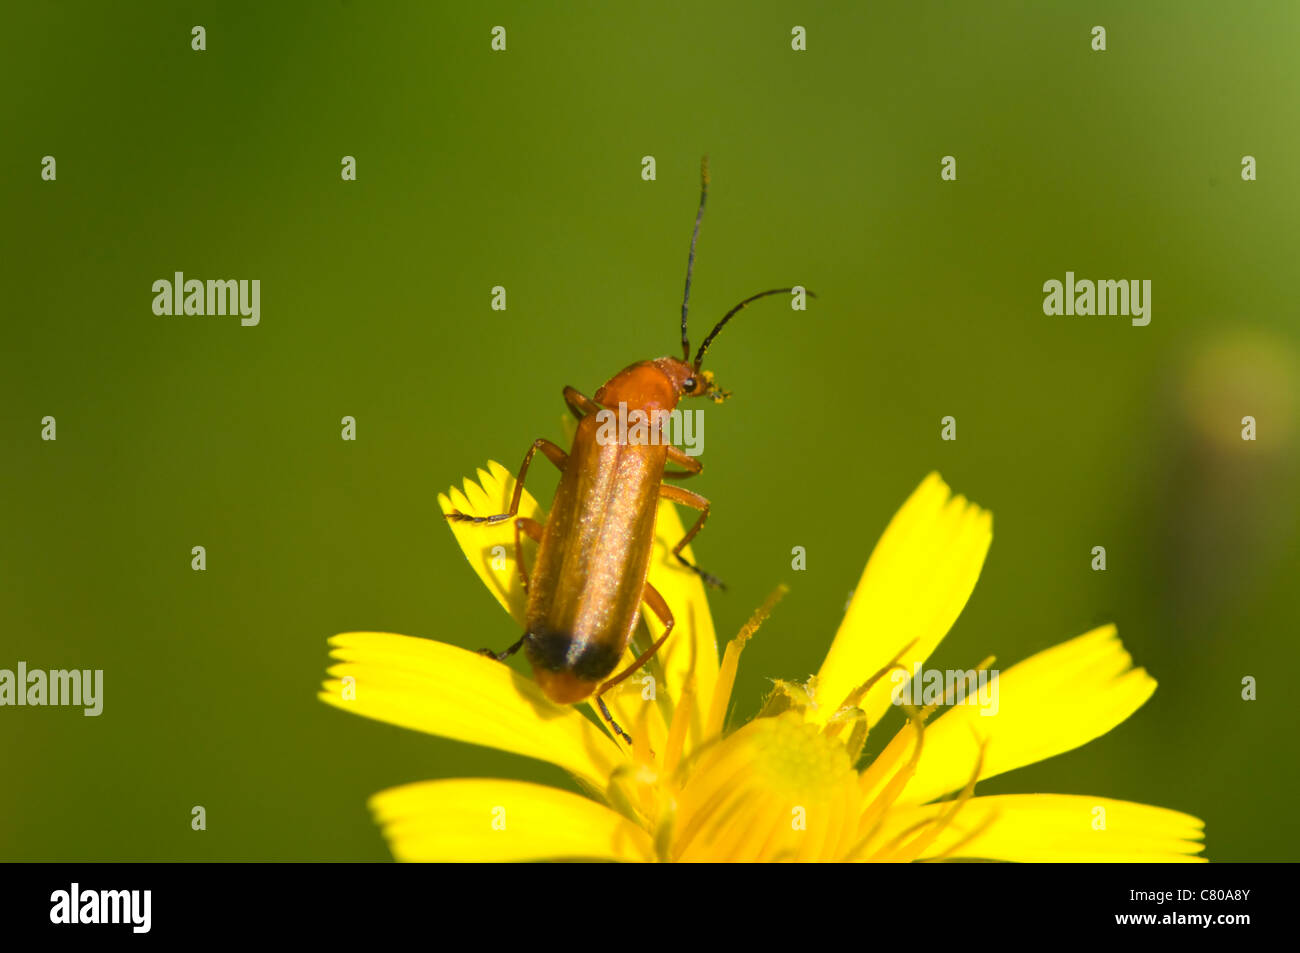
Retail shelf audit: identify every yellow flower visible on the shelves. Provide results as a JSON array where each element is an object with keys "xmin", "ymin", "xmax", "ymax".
[{"xmin": 319, "ymin": 463, "xmax": 1206, "ymax": 862}]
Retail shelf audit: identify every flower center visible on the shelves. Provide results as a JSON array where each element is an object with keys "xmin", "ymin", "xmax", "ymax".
[{"xmin": 669, "ymin": 711, "xmax": 859, "ymax": 861}]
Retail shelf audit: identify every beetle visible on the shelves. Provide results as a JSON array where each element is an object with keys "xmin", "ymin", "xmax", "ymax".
[{"xmin": 446, "ymin": 158, "xmax": 811, "ymax": 742}]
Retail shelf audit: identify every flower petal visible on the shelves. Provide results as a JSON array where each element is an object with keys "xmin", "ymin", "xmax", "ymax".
[
  {"xmin": 871, "ymin": 794, "xmax": 1205, "ymax": 862},
  {"xmin": 864, "ymin": 625, "xmax": 1158, "ymax": 806},
  {"xmin": 437, "ymin": 460, "xmax": 543, "ymax": 625},
  {"xmin": 812, "ymin": 473, "xmax": 992, "ymax": 725},
  {"xmin": 319, "ymin": 632, "xmax": 620, "ymax": 790},
  {"xmin": 370, "ymin": 778, "xmax": 654, "ymax": 862}
]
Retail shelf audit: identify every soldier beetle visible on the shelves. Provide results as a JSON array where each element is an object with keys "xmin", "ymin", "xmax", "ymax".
[{"xmin": 447, "ymin": 158, "xmax": 812, "ymax": 742}]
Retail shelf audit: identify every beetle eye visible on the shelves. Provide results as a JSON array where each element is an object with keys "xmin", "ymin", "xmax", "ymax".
[{"xmin": 682, "ymin": 377, "xmax": 697, "ymax": 392}]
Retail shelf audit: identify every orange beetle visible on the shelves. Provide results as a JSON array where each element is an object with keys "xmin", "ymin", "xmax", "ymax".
[{"xmin": 448, "ymin": 158, "xmax": 811, "ymax": 741}]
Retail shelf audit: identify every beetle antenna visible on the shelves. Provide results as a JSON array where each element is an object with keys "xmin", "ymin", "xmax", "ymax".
[
  {"xmin": 680, "ymin": 156, "xmax": 710, "ymax": 362},
  {"xmin": 693, "ymin": 287, "xmax": 816, "ymax": 369}
]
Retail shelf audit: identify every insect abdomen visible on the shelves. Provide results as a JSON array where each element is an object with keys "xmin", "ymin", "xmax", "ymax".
[{"xmin": 523, "ymin": 413, "xmax": 666, "ymax": 698}]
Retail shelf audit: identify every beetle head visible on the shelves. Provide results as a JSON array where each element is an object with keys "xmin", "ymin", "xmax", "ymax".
[{"xmin": 652, "ymin": 357, "xmax": 730, "ymax": 403}]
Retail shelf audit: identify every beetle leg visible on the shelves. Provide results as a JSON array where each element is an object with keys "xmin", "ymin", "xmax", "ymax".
[
  {"xmin": 445, "ymin": 438, "xmax": 566, "ymax": 523},
  {"xmin": 595, "ymin": 697, "xmax": 632, "ymax": 746},
  {"xmin": 563, "ymin": 385, "xmax": 601, "ymax": 421},
  {"xmin": 663, "ymin": 443, "xmax": 704, "ymax": 480},
  {"xmin": 476, "ymin": 520, "xmax": 544, "ymax": 659},
  {"xmin": 658, "ymin": 484, "xmax": 725, "ymax": 589},
  {"xmin": 593, "ymin": 580, "xmax": 677, "ymax": 745},
  {"xmin": 477, "ymin": 634, "xmax": 528, "ymax": 662},
  {"xmin": 513, "ymin": 517, "xmax": 543, "ymax": 594}
]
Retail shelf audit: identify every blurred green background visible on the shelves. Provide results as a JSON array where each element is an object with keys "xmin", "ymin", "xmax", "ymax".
[{"xmin": 2, "ymin": 1, "xmax": 1297, "ymax": 861}]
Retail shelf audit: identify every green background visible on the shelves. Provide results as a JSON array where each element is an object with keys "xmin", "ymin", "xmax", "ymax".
[{"xmin": 2, "ymin": 1, "xmax": 1296, "ymax": 861}]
